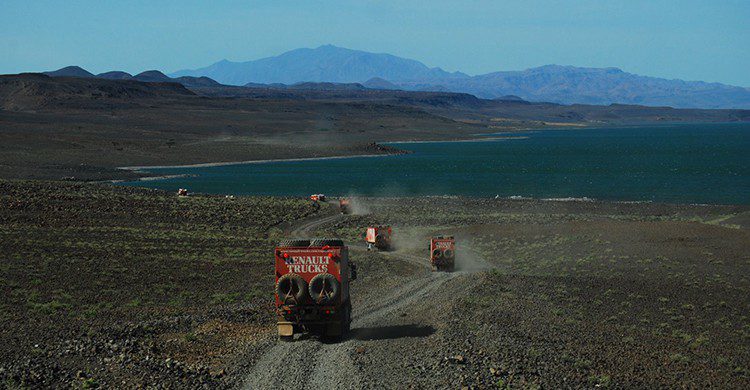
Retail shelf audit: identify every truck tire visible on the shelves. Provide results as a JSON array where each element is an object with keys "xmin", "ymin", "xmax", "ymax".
[
  {"xmin": 310, "ymin": 238, "xmax": 344, "ymax": 247},
  {"xmin": 309, "ymin": 273, "xmax": 340, "ymax": 304},
  {"xmin": 443, "ymin": 249, "xmax": 454, "ymax": 259},
  {"xmin": 432, "ymin": 248, "xmax": 443, "ymax": 260},
  {"xmin": 277, "ymin": 239, "xmax": 311, "ymax": 247},
  {"xmin": 276, "ymin": 273, "xmax": 308, "ymax": 304}
]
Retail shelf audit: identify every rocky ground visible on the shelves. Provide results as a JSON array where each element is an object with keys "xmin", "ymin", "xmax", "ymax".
[
  {"xmin": 1, "ymin": 182, "xmax": 749, "ymax": 388},
  {"xmin": 0, "ymin": 180, "xmax": 317, "ymax": 388}
]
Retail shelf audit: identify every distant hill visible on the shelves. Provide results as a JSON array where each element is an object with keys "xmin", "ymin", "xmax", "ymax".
[
  {"xmin": 364, "ymin": 77, "xmax": 400, "ymax": 90},
  {"xmin": 0, "ymin": 73, "xmax": 194, "ymax": 110},
  {"xmin": 133, "ymin": 70, "xmax": 172, "ymax": 83},
  {"xmin": 171, "ymin": 44, "xmax": 468, "ymax": 85},
  {"xmin": 43, "ymin": 66, "xmax": 94, "ymax": 78},
  {"xmin": 97, "ymin": 71, "xmax": 133, "ymax": 80},
  {"xmin": 172, "ymin": 45, "xmax": 750, "ymax": 109}
]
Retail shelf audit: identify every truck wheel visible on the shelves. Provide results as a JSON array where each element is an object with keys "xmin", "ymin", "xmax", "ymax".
[
  {"xmin": 309, "ymin": 273, "xmax": 340, "ymax": 304},
  {"xmin": 276, "ymin": 273, "xmax": 308, "ymax": 304},
  {"xmin": 277, "ymin": 239, "xmax": 311, "ymax": 247},
  {"xmin": 310, "ymin": 238, "xmax": 344, "ymax": 247}
]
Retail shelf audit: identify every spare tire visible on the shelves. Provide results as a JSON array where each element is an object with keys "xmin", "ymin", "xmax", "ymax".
[
  {"xmin": 276, "ymin": 273, "xmax": 308, "ymax": 304},
  {"xmin": 277, "ymin": 239, "xmax": 310, "ymax": 247},
  {"xmin": 310, "ymin": 238, "xmax": 344, "ymax": 247},
  {"xmin": 432, "ymin": 248, "xmax": 443, "ymax": 260},
  {"xmin": 443, "ymin": 249, "xmax": 454, "ymax": 259},
  {"xmin": 309, "ymin": 273, "xmax": 340, "ymax": 305}
]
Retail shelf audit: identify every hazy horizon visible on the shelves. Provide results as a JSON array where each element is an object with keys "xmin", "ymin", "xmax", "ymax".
[{"xmin": 1, "ymin": 1, "xmax": 749, "ymax": 87}]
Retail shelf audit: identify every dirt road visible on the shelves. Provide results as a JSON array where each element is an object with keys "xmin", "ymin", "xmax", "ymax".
[{"xmin": 243, "ymin": 207, "xmax": 472, "ymax": 389}]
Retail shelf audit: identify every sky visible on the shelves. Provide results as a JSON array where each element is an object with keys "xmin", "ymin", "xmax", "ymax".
[{"xmin": 1, "ymin": 0, "xmax": 749, "ymax": 86}]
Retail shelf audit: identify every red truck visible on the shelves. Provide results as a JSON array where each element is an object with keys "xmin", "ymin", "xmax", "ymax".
[
  {"xmin": 309, "ymin": 194, "xmax": 326, "ymax": 202},
  {"xmin": 365, "ymin": 226, "xmax": 392, "ymax": 251},
  {"xmin": 274, "ymin": 238, "xmax": 356, "ymax": 341},
  {"xmin": 430, "ymin": 236, "xmax": 455, "ymax": 271},
  {"xmin": 339, "ymin": 198, "xmax": 351, "ymax": 214}
]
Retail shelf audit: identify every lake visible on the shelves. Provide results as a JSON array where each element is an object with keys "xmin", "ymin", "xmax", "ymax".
[{"xmin": 120, "ymin": 123, "xmax": 750, "ymax": 205}]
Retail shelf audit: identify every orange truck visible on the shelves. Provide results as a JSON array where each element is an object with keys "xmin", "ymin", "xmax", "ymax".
[
  {"xmin": 274, "ymin": 238, "xmax": 356, "ymax": 341},
  {"xmin": 309, "ymin": 194, "xmax": 326, "ymax": 202},
  {"xmin": 430, "ymin": 236, "xmax": 455, "ymax": 271},
  {"xmin": 365, "ymin": 226, "xmax": 392, "ymax": 251},
  {"xmin": 339, "ymin": 198, "xmax": 351, "ymax": 214}
]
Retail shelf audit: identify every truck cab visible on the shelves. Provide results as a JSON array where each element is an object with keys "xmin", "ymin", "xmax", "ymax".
[
  {"xmin": 430, "ymin": 236, "xmax": 455, "ymax": 272},
  {"xmin": 274, "ymin": 238, "xmax": 355, "ymax": 341}
]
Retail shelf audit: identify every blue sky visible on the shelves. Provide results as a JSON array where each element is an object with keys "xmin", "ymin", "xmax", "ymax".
[{"xmin": 1, "ymin": 0, "xmax": 748, "ymax": 86}]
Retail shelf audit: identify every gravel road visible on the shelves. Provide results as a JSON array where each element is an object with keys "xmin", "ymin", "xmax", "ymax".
[{"xmin": 243, "ymin": 206, "xmax": 469, "ymax": 389}]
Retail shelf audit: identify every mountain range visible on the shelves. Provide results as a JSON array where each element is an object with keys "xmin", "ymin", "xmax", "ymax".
[{"xmin": 171, "ymin": 45, "xmax": 750, "ymax": 109}]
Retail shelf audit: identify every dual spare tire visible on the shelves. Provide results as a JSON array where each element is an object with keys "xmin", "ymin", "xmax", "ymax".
[{"xmin": 276, "ymin": 273, "xmax": 340, "ymax": 305}]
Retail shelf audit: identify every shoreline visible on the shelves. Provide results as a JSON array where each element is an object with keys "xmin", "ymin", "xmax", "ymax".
[
  {"xmin": 118, "ymin": 135, "xmax": 535, "ymax": 171},
  {"xmin": 118, "ymin": 153, "xmax": 392, "ymax": 171}
]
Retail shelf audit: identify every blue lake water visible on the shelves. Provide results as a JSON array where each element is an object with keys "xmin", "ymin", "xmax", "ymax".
[{"xmin": 120, "ymin": 123, "xmax": 750, "ymax": 204}]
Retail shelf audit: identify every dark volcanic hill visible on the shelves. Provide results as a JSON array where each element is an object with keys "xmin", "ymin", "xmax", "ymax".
[
  {"xmin": 133, "ymin": 70, "xmax": 172, "ymax": 83},
  {"xmin": 43, "ymin": 66, "xmax": 94, "ymax": 78},
  {"xmin": 39, "ymin": 67, "xmax": 222, "ymax": 89},
  {"xmin": 0, "ymin": 73, "xmax": 194, "ymax": 110},
  {"xmin": 172, "ymin": 45, "xmax": 750, "ymax": 109},
  {"xmin": 97, "ymin": 71, "xmax": 133, "ymax": 80}
]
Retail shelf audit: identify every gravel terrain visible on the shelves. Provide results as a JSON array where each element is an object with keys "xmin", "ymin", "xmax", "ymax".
[{"xmin": 2, "ymin": 183, "xmax": 748, "ymax": 388}]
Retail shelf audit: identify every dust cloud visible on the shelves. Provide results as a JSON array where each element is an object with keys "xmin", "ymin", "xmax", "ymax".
[
  {"xmin": 390, "ymin": 227, "xmax": 429, "ymax": 253},
  {"xmin": 454, "ymin": 244, "xmax": 494, "ymax": 272},
  {"xmin": 344, "ymin": 196, "xmax": 371, "ymax": 215}
]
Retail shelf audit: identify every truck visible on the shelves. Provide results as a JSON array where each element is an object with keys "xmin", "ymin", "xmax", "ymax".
[
  {"xmin": 274, "ymin": 238, "xmax": 356, "ymax": 341},
  {"xmin": 339, "ymin": 198, "xmax": 351, "ymax": 214},
  {"xmin": 365, "ymin": 225, "xmax": 392, "ymax": 251},
  {"xmin": 309, "ymin": 194, "xmax": 326, "ymax": 202},
  {"xmin": 430, "ymin": 236, "xmax": 455, "ymax": 271}
]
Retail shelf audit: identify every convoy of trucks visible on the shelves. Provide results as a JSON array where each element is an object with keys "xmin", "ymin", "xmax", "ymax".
[{"xmin": 274, "ymin": 197, "xmax": 456, "ymax": 342}]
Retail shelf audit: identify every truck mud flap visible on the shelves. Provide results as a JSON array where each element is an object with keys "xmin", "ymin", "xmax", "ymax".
[{"xmin": 277, "ymin": 322, "xmax": 294, "ymax": 337}]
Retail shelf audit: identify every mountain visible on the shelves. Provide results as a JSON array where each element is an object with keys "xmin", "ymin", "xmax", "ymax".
[
  {"xmin": 97, "ymin": 71, "xmax": 133, "ymax": 80},
  {"xmin": 43, "ymin": 66, "xmax": 94, "ymax": 78},
  {"xmin": 133, "ymin": 70, "xmax": 172, "ymax": 83},
  {"xmin": 173, "ymin": 46, "xmax": 750, "ymax": 109},
  {"xmin": 176, "ymin": 76, "xmax": 221, "ymax": 88},
  {"xmin": 171, "ymin": 44, "xmax": 468, "ymax": 85},
  {"xmin": 422, "ymin": 65, "xmax": 750, "ymax": 109}
]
